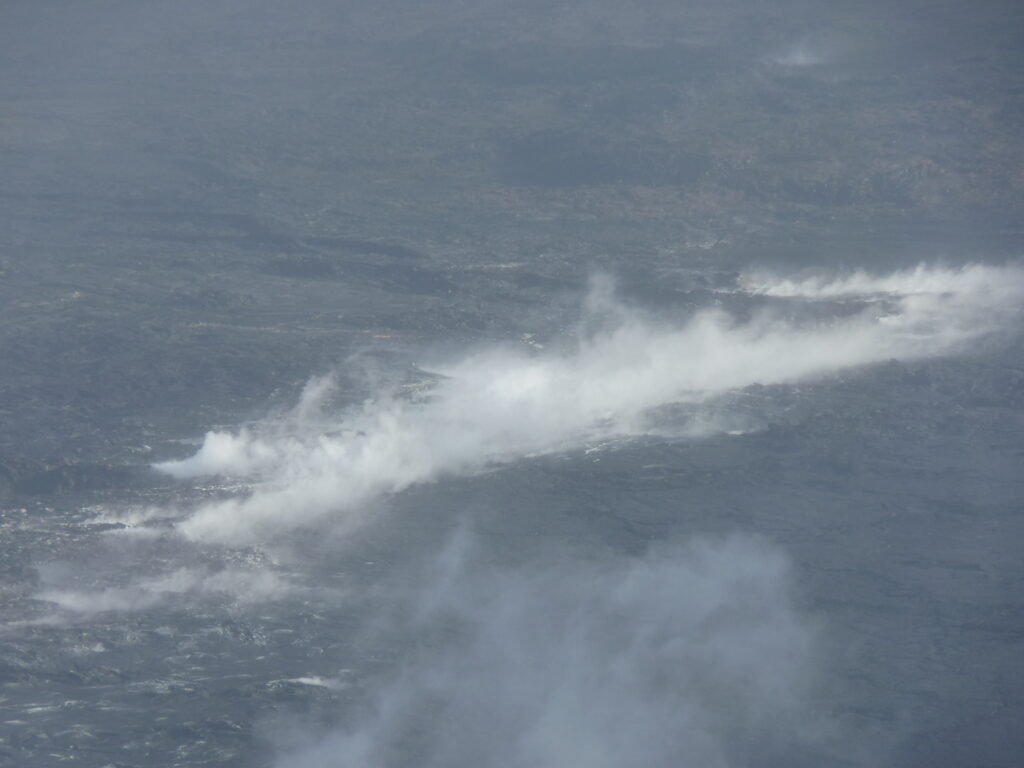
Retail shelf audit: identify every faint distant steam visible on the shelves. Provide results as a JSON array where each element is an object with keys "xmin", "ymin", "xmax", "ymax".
[
  {"xmin": 773, "ymin": 39, "xmax": 822, "ymax": 67},
  {"xmin": 156, "ymin": 264, "xmax": 1024, "ymax": 544}
]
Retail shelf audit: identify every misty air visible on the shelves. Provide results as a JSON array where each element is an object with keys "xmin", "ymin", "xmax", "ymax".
[{"xmin": 2, "ymin": 1, "xmax": 1022, "ymax": 767}]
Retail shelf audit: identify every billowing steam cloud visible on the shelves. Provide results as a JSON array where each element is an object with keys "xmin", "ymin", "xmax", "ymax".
[
  {"xmin": 273, "ymin": 533, "xmax": 846, "ymax": 768},
  {"xmin": 157, "ymin": 264, "xmax": 1023, "ymax": 544}
]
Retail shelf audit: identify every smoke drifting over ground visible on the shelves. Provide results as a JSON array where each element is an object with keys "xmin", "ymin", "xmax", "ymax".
[
  {"xmin": 274, "ymin": 534, "xmax": 840, "ymax": 768},
  {"xmin": 157, "ymin": 264, "xmax": 1024, "ymax": 544},
  {"xmin": 5, "ymin": 0, "xmax": 1024, "ymax": 763},
  {"xmin": 9, "ymin": 261, "xmax": 1023, "ymax": 766}
]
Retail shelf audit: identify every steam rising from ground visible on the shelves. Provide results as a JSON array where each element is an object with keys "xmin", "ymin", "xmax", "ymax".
[
  {"xmin": 273, "ymin": 534, "xmax": 844, "ymax": 768},
  {"xmin": 157, "ymin": 264, "xmax": 1023, "ymax": 544},
  {"xmin": 739, "ymin": 262, "xmax": 1019, "ymax": 301},
  {"xmin": 773, "ymin": 38, "xmax": 824, "ymax": 68},
  {"xmin": 23, "ymin": 554, "xmax": 301, "ymax": 624}
]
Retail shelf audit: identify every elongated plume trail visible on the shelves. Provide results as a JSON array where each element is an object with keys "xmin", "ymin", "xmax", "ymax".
[
  {"xmin": 739, "ymin": 262, "xmax": 1017, "ymax": 300},
  {"xmin": 156, "ymin": 263, "xmax": 1024, "ymax": 544}
]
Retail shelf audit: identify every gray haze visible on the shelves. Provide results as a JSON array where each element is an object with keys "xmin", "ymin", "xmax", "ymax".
[{"xmin": 2, "ymin": 1, "xmax": 1023, "ymax": 767}]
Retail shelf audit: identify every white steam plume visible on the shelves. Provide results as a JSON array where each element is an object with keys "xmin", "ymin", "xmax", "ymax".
[
  {"xmin": 272, "ymin": 534, "xmax": 847, "ymax": 768},
  {"xmin": 156, "ymin": 264, "xmax": 1023, "ymax": 544},
  {"xmin": 32, "ymin": 565, "xmax": 296, "ymax": 622},
  {"xmin": 739, "ymin": 262, "xmax": 1018, "ymax": 300}
]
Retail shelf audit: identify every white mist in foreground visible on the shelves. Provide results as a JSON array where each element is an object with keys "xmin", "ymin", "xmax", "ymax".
[
  {"xmin": 273, "ymin": 534, "xmax": 842, "ymax": 768},
  {"xmin": 157, "ymin": 264, "xmax": 1024, "ymax": 544}
]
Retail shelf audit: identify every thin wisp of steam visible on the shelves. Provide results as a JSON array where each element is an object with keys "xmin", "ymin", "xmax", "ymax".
[
  {"xmin": 155, "ymin": 264, "xmax": 1024, "ymax": 544},
  {"xmin": 739, "ymin": 262, "xmax": 1017, "ymax": 300}
]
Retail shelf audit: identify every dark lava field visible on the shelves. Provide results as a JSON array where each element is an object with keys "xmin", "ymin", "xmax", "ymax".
[{"xmin": 1, "ymin": 1, "xmax": 1023, "ymax": 766}]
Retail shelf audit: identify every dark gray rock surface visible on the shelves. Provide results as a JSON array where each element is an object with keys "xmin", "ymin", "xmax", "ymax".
[{"xmin": 1, "ymin": 1, "xmax": 1022, "ymax": 766}]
